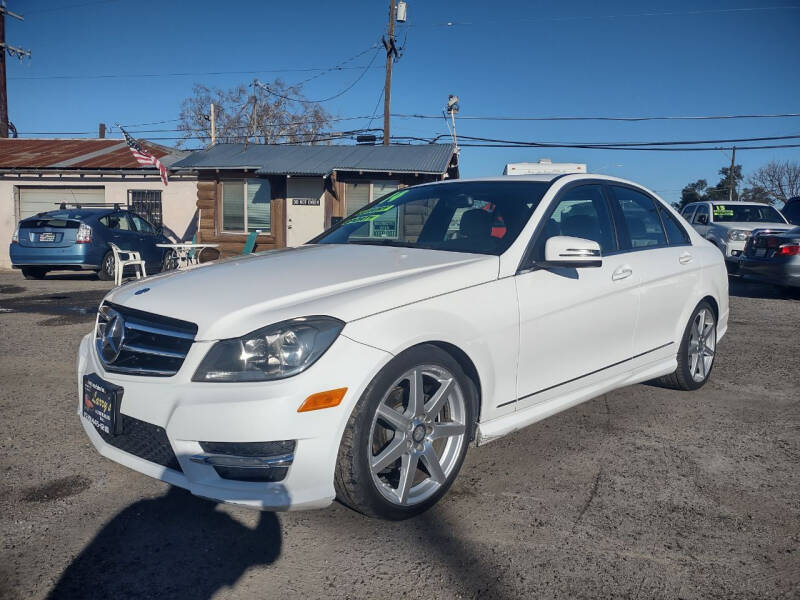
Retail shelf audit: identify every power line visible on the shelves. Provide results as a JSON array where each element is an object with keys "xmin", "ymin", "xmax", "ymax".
[
  {"xmin": 257, "ymin": 48, "xmax": 381, "ymax": 104},
  {"xmin": 456, "ymin": 133, "xmax": 800, "ymax": 147},
  {"xmin": 422, "ymin": 5, "xmax": 800, "ymax": 28},
  {"xmin": 393, "ymin": 112, "xmax": 800, "ymax": 122},
  {"xmin": 457, "ymin": 142, "xmax": 800, "ymax": 152},
  {"xmin": 9, "ymin": 64, "xmax": 382, "ymax": 81}
]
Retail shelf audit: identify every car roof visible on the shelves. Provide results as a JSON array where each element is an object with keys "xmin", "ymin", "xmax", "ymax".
[{"xmin": 22, "ymin": 207, "xmax": 118, "ymax": 221}]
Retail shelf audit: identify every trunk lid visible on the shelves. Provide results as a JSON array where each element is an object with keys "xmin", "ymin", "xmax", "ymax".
[{"xmin": 17, "ymin": 218, "xmax": 81, "ymax": 248}]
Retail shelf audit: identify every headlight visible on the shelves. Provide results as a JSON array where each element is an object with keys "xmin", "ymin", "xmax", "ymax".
[
  {"xmin": 192, "ymin": 316, "xmax": 344, "ymax": 382},
  {"xmin": 727, "ymin": 229, "xmax": 750, "ymax": 241}
]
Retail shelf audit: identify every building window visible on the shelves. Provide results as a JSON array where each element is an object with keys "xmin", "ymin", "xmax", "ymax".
[
  {"xmin": 127, "ymin": 190, "xmax": 163, "ymax": 227},
  {"xmin": 222, "ymin": 179, "xmax": 271, "ymax": 233}
]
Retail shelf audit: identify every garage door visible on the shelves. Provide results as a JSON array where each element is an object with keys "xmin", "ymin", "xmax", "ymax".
[{"xmin": 18, "ymin": 187, "xmax": 105, "ymax": 220}]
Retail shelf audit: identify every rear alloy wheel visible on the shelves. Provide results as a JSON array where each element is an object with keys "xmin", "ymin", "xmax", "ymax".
[
  {"xmin": 21, "ymin": 267, "xmax": 48, "ymax": 280},
  {"xmin": 657, "ymin": 301, "xmax": 717, "ymax": 390},
  {"xmin": 335, "ymin": 345, "xmax": 474, "ymax": 520},
  {"xmin": 97, "ymin": 251, "xmax": 115, "ymax": 281}
]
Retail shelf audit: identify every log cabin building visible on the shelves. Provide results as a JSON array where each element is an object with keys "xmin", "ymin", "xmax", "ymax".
[{"xmin": 169, "ymin": 143, "xmax": 458, "ymax": 256}]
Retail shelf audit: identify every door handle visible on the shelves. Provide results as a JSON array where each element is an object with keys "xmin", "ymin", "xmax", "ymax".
[
  {"xmin": 679, "ymin": 252, "xmax": 693, "ymax": 264},
  {"xmin": 612, "ymin": 265, "xmax": 633, "ymax": 281}
]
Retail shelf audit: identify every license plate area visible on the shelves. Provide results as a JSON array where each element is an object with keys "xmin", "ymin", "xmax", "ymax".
[
  {"xmin": 38, "ymin": 232, "xmax": 56, "ymax": 242},
  {"xmin": 82, "ymin": 374, "xmax": 123, "ymax": 435}
]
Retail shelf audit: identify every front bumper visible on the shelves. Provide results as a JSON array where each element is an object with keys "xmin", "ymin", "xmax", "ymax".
[
  {"xmin": 723, "ymin": 240, "xmax": 746, "ymax": 262},
  {"xmin": 738, "ymin": 257, "xmax": 800, "ymax": 288},
  {"xmin": 76, "ymin": 330, "xmax": 391, "ymax": 510}
]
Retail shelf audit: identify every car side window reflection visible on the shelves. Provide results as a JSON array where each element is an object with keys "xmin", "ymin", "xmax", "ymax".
[
  {"xmin": 130, "ymin": 214, "xmax": 155, "ymax": 234},
  {"xmin": 530, "ymin": 185, "xmax": 616, "ymax": 262}
]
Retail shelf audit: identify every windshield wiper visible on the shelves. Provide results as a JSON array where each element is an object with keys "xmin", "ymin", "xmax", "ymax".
[{"xmin": 347, "ymin": 239, "xmax": 416, "ymax": 248}]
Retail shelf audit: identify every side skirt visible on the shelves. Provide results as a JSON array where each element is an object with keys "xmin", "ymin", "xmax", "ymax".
[{"xmin": 475, "ymin": 356, "xmax": 676, "ymax": 446}]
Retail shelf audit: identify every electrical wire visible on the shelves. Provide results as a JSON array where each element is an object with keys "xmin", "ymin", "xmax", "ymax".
[
  {"xmin": 9, "ymin": 65, "xmax": 382, "ymax": 81},
  {"xmin": 393, "ymin": 112, "xmax": 800, "ymax": 122},
  {"xmin": 456, "ymin": 133, "xmax": 800, "ymax": 147},
  {"xmin": 258, "ymin": 48, "xmax": 382, "ymax": 104},
  {"xmin": 422, "ymin": 5, "xmax": 800, "ymax": 28}
]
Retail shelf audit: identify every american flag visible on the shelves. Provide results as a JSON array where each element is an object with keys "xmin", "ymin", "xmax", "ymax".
[{"xmin": 119, "ymin": 125, "xmax": 168, "ymax": 186}]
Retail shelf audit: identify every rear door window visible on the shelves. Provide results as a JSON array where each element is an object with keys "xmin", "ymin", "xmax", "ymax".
[
  {"xmin": 609, "ymin": 186, "xmax": 668, "ymax": 250},
  {"xmin": 99, "ymin": 213, "xmax": 132, "ymax": 230},
  {"xmin": 657, "ymin": 205, "xmax": 691, "ymax": 246}
]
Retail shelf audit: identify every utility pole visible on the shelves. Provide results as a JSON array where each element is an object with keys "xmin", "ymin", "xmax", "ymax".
[
  {"xmin": 0, "ymin": 1, "xmax": 28, "ymax": 138},
  {"xmin": 728, "ymin": 146, "xmax": 737, "ymax": 202},
  {"xmin": 210, "ymin": 102, "xmax": 216, "ymax": 146},
  {"xmin": 382, "ymin": 0, "xmax": 397, "ymax": 146}
]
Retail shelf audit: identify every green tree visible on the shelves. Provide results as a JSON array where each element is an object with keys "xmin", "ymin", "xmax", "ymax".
[
  {"xmin": 679, "ymin": 179, "xmax": 708, "ymax": 208},
  {"xmin": 706, "ymin": 165, "xmax": 743, "ymax": 202}
]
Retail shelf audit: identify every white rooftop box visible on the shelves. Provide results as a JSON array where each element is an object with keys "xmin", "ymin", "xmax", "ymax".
[{"xmin": 503, "ymin": 158, "xmax": 587, "ymax": 175}]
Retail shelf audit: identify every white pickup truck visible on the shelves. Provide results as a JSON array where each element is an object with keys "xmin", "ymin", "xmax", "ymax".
[{"xmin": 680, "ymin": 201, "xmax": 792, "ymax": 270}]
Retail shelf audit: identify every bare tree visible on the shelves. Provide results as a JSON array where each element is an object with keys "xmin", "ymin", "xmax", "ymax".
[
  {"xmin": 178, "ymin": 80, "xmax": 332, "ymax": 147},
  {"xmin": 748, "ymin": 160, "xmax": 800, "ymax": 204}
]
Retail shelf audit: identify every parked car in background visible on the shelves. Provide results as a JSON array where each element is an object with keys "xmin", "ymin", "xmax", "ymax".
[
  {"xmin": 680, "ymin": 201, "xmax": 791, "ymax": 271},
  {"xmin": 10, "ymin": 204, "xmax": 169, "ymax": 280},
  {"xmin": 77, "ymin": 174, "xmax": 729, "ymax": 520},
  {"xmin": 738, "ymin": 227, "xmax": 800, "ymax": 291},
  {"xmin": 782, "ymin": 196, "xmax": 800, "ymax": 225}
]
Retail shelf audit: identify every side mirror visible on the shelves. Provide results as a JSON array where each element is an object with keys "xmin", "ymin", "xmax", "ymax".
[
  {"xmin": 697, "ymin": 214, "xmax": 708, "ymax": 225},
  {"xmin": 541, "ymin": 236, "xmax": 602, "ymax": 268}
]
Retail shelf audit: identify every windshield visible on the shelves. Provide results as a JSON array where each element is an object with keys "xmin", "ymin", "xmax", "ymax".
[
  {"xmin": 712, "ymin": 204, "xmax": 786, "ymax": 223},
  {"xmin": 315, "ymin": 181, "xmax": 551, "ymax": 255}
]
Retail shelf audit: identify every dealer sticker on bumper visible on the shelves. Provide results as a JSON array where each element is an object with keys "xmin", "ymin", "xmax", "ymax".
[{"xmin": 82, "ymin": 374, "xmax": 123, "ymax": 435}]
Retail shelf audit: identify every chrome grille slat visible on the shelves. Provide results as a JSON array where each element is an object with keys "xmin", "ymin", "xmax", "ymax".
[
  {"xmin": 124, "ymin": 320, "xmax": 196, "ymax": 340},
  {"xmin": 95, "ymin": 302, "xmax": 197, "ymax": 377},
  {"xmin": 121, "ymin": 342, "xmax": 187, "ymax": 359}
]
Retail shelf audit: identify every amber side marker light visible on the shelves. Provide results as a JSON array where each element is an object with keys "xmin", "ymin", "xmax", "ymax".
[{"xmin": 297, "ymin": 388, "xmax": 348, "ymax": 412}]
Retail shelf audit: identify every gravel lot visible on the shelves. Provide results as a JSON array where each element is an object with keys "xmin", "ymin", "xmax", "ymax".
[{"xmin": 0, "ymin": 270, "xmax": 798, "ymax": 600}]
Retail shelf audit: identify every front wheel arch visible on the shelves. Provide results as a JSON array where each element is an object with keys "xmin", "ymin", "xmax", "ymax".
[{"xmin": 425, "ymin": 341, "xmax": 482, "ymax": 434}]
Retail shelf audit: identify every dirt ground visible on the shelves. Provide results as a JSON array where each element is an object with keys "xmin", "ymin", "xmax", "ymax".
[{"xmin": 0, "ymin": 270, "xmax": 798, "ymax": 600}]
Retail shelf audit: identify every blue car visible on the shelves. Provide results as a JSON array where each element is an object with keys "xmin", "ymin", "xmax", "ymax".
[{"xmin": 10, "ymin": 204, "xmax": 170, "ymax": 280}]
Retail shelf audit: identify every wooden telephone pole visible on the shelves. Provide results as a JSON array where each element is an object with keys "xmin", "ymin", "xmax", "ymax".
[
  {"xmin": 728, "ymin": 146, "xmax": 737, "ymax": 202},
  {"xmin": 382, "ymin": 0, "xmax": 397, "ymax": 146},
  {"xmin": 0, "ymin": 1, "xmax": 28, "ymax": 138}
]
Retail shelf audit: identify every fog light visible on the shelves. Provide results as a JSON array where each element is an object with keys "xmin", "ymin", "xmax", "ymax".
[{"xmin": 190, "ymin": 440, "xmax": 295, "ymax": 482}]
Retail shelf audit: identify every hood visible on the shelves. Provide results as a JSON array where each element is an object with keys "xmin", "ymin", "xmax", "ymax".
[
  {"xmin": 106, "ymin": 244, "xmax": 499, "ymax": 340},
  {"xmin": 714, "ymin": 221, "xmax": 792, "ymax": 231}
]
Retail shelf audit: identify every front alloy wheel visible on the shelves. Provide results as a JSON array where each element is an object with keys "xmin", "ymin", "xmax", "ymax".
[
  {"xmin": 335, "ymin": 344, "xmax": 474, "ymax": 519},
  {"xmin": 369, "ymin": 365, "xmax": 468, "ymax": 506}
]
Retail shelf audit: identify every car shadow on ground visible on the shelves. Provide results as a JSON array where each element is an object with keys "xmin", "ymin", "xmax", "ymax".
[
  {"xmin": 728, "ymin": 276, "xmax": 798, "ymax": 300},
  {"xmin": 46, "ymin": 487, "xmax": 282, "ymax": 600}
]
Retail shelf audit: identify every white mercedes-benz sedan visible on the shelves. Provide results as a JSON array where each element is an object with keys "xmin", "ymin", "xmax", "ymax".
[{"xmin": 77, "ymin": 174, "xmax": 729, "ymax": 519}]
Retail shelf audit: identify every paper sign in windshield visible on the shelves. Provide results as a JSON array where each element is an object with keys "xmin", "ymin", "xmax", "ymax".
[
  {"xmin": 348, "ymin": 190, "xmax": 408, "ymax": 224},
  {"xmin": 713, "ymin": 205, "xmax": 734, "ymax": 217}
]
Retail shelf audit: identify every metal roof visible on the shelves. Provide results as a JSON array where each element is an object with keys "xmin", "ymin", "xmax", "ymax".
[
  {"xmin": 0, "ymin": 138, "xmax": 179, "ymax": 170},
  {"xmin": 170, "ymin": 143, "xmax": 456, "ymax": 176}
]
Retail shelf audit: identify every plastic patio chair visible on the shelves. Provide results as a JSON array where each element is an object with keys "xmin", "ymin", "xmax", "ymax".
[
  {"xmin": 109, "ymin": 242, "xmax": 147, "ymax": 286},
  {"xmin": 241, "ymin": 230, "xmax": 258, "ymax": 254}
]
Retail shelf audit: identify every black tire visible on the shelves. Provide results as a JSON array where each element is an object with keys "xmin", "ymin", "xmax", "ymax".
[
  {"xmin": 21, "ymin": 267, "xmax": 47, "ymax": 280},
  {"xmin": 335, "ymin": 344, "xmax": 476, "ymax": 520},
  {"xmin": 657, "ymin": 300, "xmax": 717, "ymax": 391},
  {"xmin": 162, "ymin": 249, "xmax": 179, "ymax": 272},
  {"xmin": 97, "ymin": 251, "xmax": 115, "ymax": 281}
]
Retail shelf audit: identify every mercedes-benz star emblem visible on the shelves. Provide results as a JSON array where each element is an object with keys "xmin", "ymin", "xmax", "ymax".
[{"xmin": 99, "ymin": 309, "xmax": 125, "ymax": 363}]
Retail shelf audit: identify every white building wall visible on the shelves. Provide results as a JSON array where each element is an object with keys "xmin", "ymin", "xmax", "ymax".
[{"xmin": 0, "ymin": 174, "xmax": 197, "ymax": 269}]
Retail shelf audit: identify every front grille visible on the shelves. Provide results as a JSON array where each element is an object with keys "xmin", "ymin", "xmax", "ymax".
[
  {"xmin": 95, "ymin": 414, "xmax": 182, "ymax": 472},
  {"xmin": 96, "ymin": 302, "xmax": 197, "ymax": 377}
]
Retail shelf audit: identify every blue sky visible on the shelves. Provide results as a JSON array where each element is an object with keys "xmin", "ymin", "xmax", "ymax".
[{"xmin": 8, "ymin": 0, "xmax": 800, "ymax": 204}]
